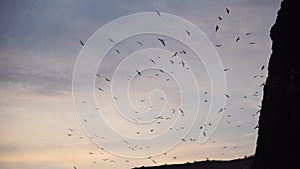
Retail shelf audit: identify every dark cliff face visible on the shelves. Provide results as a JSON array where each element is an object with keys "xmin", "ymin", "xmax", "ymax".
[{"xmin": 252, "ymin": 0, "xmax": 298, "ymax": 169}]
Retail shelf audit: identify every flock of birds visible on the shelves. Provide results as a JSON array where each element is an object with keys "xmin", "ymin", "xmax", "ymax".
[{"xmin": 71, "ymin": 8, "xmax": 266, "ymax": 169}]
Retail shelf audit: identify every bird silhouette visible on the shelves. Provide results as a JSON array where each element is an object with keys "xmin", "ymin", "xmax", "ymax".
[
  {"xmin": 97, "ymin": 87, "xmax": 103, "ymax": 91},
  {"xmin": 186, "ymin": 30, "xmax": 191, "ymax": 36},
  {"xmin": 136, "ymin": 41, "xmax": 143, "ymax": 46},
  {"xmin": 80, "ymin": 40, "xmax": 84, "ymax": 46},
  {"xmin": 156, "ymin": 10, "xmax": 161, "ymax": 16},
  {"xmin": 171, "ymin": 52, "xmax": 178, "ymax": 57},
  {"xmin": 224, "ymin": 68, "xmax": 230, "ymax": 71},
  {"xmin": 218, "ymin": 16, "xmax": 222, "ymax": 20},
  {"xmin": 73, "ymin": 166, "xmax": 77, "ymax": 169},
  {"xmin": 108, "ymin": 37, "xmax": 115, "ymax": 43},
  {"xmin": 170, "ymin": 60, "xmax": 174, "ymax": 64},
  {"xmin": 225, "ymin": 94, "xmax": 230, "ymax": 98},
  {"xmin": 245, "ymin": 32, "xmax": 252, "ymax": 35},
  {"xmin": 250, "ymin": 42, "xmax": 256, "ymax": 45},
  {"xmin": 115, "ymin": 49, "xmax": 120, "ymax": 54},
  {"xmin": 136, "ymin": 70, "xmax": 141, "ymax": 76},
  {"xmin": 226, "ymin": 8, "xmax": 230, "ymax": 14},
  {"xmin": 215, "ymin": 25, "xmax": 219, "ymax": 32},
  {"xmin": 236, "ymin": 37, "xmax": 240, "ymax": 42},
  {"xmin": 261, "ymin": 65, "xmax": 265, "ymax": 70},
  {"xmin": 158, "ymin": 38, "xmax": 166, "ymax": 46},
  {"xmin": 215, "ymin": 44, "xmax": 222, "ymax": 47},
  {"xmin": 149, "ymin": 59, "xmax": 156, "ymax": 64},
  {"xmin": 105, "ymin": 77, "xmax": 110, "ymax": 82}
]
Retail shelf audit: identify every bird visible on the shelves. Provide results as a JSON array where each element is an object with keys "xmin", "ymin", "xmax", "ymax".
[
  {"xmin": 179, "ymin": 108, "xmax": 184, "ymax": 115},
  {"xmin": 170, "ymin": 60, "xmax": 174, "ymax": 64},
  {"xmin": 181, "ymin": 49, "xmax": 186, "ymax": 55},
  {"xmin": 108, "ymin": 37, "xmax": 115, "ymax": 43},
  {"xmin": 181, "ymin": 138, "xmax": 187, "ymax": 142},
  {"xmin": 140, "ymin": 99, "xmax": 145, "ymax": 102},
  {"xmin": 80, "ymin": 40, "xmax": 84, "ymax": 46},
  {"xmin": 159, "ymin": 69, "xmax": 165, "ymax": 73},
  {"xmin": 171, "ymin": 52, "xmax": 178, "ymax": 57},
  {"xmin": 225, "ymin": 94, "xmax": 230, "ymax": 98},
  {"xmin": 250, "ymin": 42, "xmax": 256, "ymax": 45},
  {"xmin": 73, "ymin": 166, "xmax": 77, "ymax": 169},
  {"xmin": 186, "ymin": 30, "xmax": 191, "ymax": 36},
  {"xmin": 245, "ymin": 32, "xmax": 252, "ymax": 35},
  {"xmin": 96, "ymin": 74, "xmax": 101, "ymax": 78},
  {"xmin": 151, "ymin": 159, "xmax": 157, "ymax": 164},
  {"xmin": 236, "ymin": 37, "xmax": 240, "ymax": 42},
  {"xmin": 180, "ymin": 60, "xmax": 185, "ymax": 67},
  {"xmin": 156, "ymin": 10, "xmax": 161, "ymax": 16},
  {"xmin": 218, "ymin": 108, "xmax": 224, "ymax": 113},
  {"xmin": 136, "ymin": 41, "xmax": 143, "ymax": 46},
  {"xmin": 215, "ymin": 44, "xmax": 222, "ymax": 47},
  {"xmin": 67, "ymin": 133, "xmax": 72, "ymax": 136},
  {"xmin": 224, "ymin": 68, "xmax": 230, "ymax": 71},
  {"xmin": 149, "ymin": 59, "xmax": 156, "ymax": 64},
  {"xmin": 115, "ymin": 49, "xmax": 120, "ymax": 54},
  {"xmin": 150, "ymin": 129, "xmax": 154, "ymax": 132},
  {"xmin": 97, "ymin": 87, "xmax": 103, "ymax": 91},
  {"xmin": 203, "ymin": 132, "xmax": 207, "ymax": 137},
  {"xmin": 89, "ymin": 152, "xmax": 94, "ymax": 155},
  {"xmin": 215, "ymin": 25, "xmax": 219, "ymax": 32},
  {"xmin": 226, "ymin": 8, "xmax": 230, "ymax": 14},
  {"xmin": 261, "ymin": 65, "xmax": 265, "ymax": 70},
  {"xmin": 218, "ymin": 16, "xmax": 222, "ymax": 20},
  {"xmin": 105, "ymin": 77, "xmax": 110, "ymax": 82},
  {"xmin": 158, "ymin": 38, "xmax": 166, "ymax": 46},
  {"xmin": 136, "ymin": 70, "xmax": 141, "ymax": 76}
]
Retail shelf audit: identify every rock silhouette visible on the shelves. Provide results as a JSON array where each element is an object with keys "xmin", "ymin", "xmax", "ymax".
[{"xmin": 252, "ymin": 0, "xmax": 298, "ymax": 169}]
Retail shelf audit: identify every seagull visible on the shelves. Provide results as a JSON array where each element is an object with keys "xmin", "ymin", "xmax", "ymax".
[
  {"xmin": 115, "ymin": 49, "xmax": 120, "ymax": 54},
  {"xmin": 225, "ymin": 94, "xmax": 230, "ymax": 98},
  {"xmin": 136, "ymin": 70, "xmax": 141, "ymax": 76},
  {"xmin": 181, "ymin": 49, "xmax": 186, "ymax": 55},
  {"xmin": 80, "ymin": 40, "xmax": 85, "ymax": 46},
  {"xmin": 136, "ymin": 41, "xmax": 143, "ymax": 46},
  {"xmin": 149, "ymin": 59, "xmax": 156, "ymax": 64},
  {"xmin": 89, "ymin": 152, "xmax": 94, "ymax": 155},
  {"xmin": 179, "ymin": 108, "xmax": 184, "ymax": 115},
  {"xmin": 105, "ymin": 77, "xmax": 110, "ymax": 82},
  {"xmin": 96, "ymin": 74, "xmax": 101, "ymax": 78},
  {"xmin": 108, "ymin": 37, "xmax": 115, "ymax": 43},
  {"xmin": 236, "ymin": 37, "xmax": 240, "ymax": 42},
  {"xmin": 140, "ymin": 99, "xmax": 145, "ymax": 102},
  {"xmin": 97, "ymin": 87, "xmax": 104, "ymax": 91},
  {"xmin": 218, "ymin": 108, "xmax": 224, "ymax": 113},
  {"xmin": 158, "ymin": 38, "xmax": 166, "ymax": 46},
  {"xmin": 218, "ymin": 16, "xmax": 222, "ymax": 20},
  {"xmin": 159, "ymin": 69, "xmax": 164, "ymax": 73},
  {"xmin": 250, "ymin": 42, "xmax": 256, "ymax": 45},
  {"xmin": 73, "ymin": 166, "xmax": 77, "ymax": 169},
  {"xmin": 261, "ymin": 65, "xmax": 265, "ymax": 70},
  {"xmin": 215, "ymin": 44, "xmax": 222, "ymax": 47},
  {"xmin": 226, "ymin": 8, "xmax": 230, "ymax": 14},
  {"xmin": 203, "ymin": 132, "xmax": 207, "ymax": 137},
  {"xmin": 68, "ymin": 128, "xmax": 75, "ymax": 132},
  {"xmin": 181, "ymin": 138, "xmax": 187, "ymax": 142},
  {"xmin": 151, "ymin": 159, "xmax": 157, "ymax": 164},
  {"xmin": 67, "ymin": 133, "xmax": 72, "ymax": 136},
  {"xmin": 180, "ymin": 60, "xmax": 185, "ymax": 67},
  {"xmin": 224, "ymin": 68, "xmax": 230, "ymax": 71},
  {"xmin": 156, "ymin": 10, "xmax": 161, "ymax": 16},
  {"xmin": 171, "ymin": 52, "xmax": 178, "ymax": 57},
  {"xmin": 186, "ymin": 30, "xmax": 191, "ymax": 36},
  {"xmin": 170, "ymin": 60, "xmax": 174, "ymax": 64},
  {"xmin": 245, "ymin": 32, "xmax": 252, "ymax": 35},
  {"xmin": 215, "ymin": 25, "xmax": 219, "ymax": 32}
]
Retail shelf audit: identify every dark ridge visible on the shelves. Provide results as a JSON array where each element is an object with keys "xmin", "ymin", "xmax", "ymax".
[
  {"xmin": 133, "ymin": 156, "xmax": 253, "ymax": 169},
  {"xmin": 252, "ymin": 0, "xmax": 298, "ymax": 169}
]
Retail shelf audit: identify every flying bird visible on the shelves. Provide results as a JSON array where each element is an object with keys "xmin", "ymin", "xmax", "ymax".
[
  {"xmin": 136, "ymin": 70, "xmax": 142, "ymax": 76},
  {"xmin": 261, "ymin": 65, "xmax": 265, "ymax": 70},
  {"xmin": 108, "ymin": 37, "xmax": 115, "ymax": 43},
  {"xmin": 156, "ymin": 10, "xmax": 161, "ymax": 16},
  {"xmin": 105, "ymin": 77, "xmax": 110, "ymax": 82},
  {"xmin": 136, "ymin": 41, "xmax": 143, "ymax": 46},
  {"xmin": 250, "ymin": 42, "xmax": 256, "ymax": 45},
  {"xmin": 215, "ymin": 25, "xmax": 219, "ymax": 32},
  {"xmin": 226, "ymin": 8, "xmax": 230, "ymax": 14},
  {"xmin": 115, "ymin": 49, "xmax": 120, "ymax": 54},
  {"xmin": 225, "ymin": 94, "xmax": 230, "ymax": 98},
  {"xmin": 149, "ymin": 59, "xmax": 156, "ymax": 64},
  {"xmin": 224, "ymin": 68, "xmax": 230, "ymax": 71},
  {"xmin": 171, "ymin": 52, "xmax": 178, "ymax": 57},
  {"xmin": 218, "ymin": 16, "xmax": 222, "ymax": 20},
  {"xmin": 73, "ymin": 166, "xmax": 77, "ymax": 169},
  {"xmin": 186, "ymin": 30, "xmax": 191, "ymax": 36},
  {"xmin": 158, "ymin": 38, "xmax": 166, "ymax": 46},
  {"xmin": 181, "ymin": 49, "xmax": 186, "ymax": 55},
  {"xmin": 245, "ymin": 32, "xmax": 252, "ymax": 35},
  {"xmin": 215, "ymin": 44, "xmax": 222, "ymax": 47},
  {"xmin": 236, "ymin": 37, "xmax": 240, "ymax": 42},
  {"xmin": 180, "ymin": 60, "xmax": 185, "ymax": 67},
  {"xmin": 170, "ymin": 60, "xmax": 174, "ymax": 64},
  {"xmin": 97, "ymin": 87, "xmax": 104, "ymax": 91},
  {"xmin": 80, "ymin": 40, "xmax": 84, "ymax": 46}
]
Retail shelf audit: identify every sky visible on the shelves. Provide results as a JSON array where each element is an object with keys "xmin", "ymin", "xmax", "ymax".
[{"xmin": 0, "ymin": 0, "xmax": 282, "ymax": 169}]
